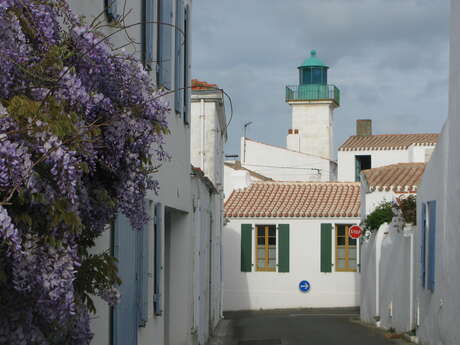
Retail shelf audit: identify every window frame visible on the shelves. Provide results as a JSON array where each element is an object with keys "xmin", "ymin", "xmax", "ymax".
[
  {"xmin": 355, "ymin": 155, "xmax": 371, "ymax": 182},
  {"xmin": 255, "ymin": 224, "xmax": 277, "ymax": 272},
  {"xmin": 335, "ymin": 224, "xmax": 358, "ymax": 272}
]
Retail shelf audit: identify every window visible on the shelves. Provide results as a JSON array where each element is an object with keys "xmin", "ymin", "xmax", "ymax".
[
  {"xmin": 241, "ymin": 224, "xmax": 289, "ymax": 273},
  {"xmin": 256, "ymin": 225, "xmax": 276, "ymax": 272},
  {"xmin": 355, "ymin": 155, "xmax": 371, "ymax": 182},
  {"xmin": 335, "ymin": 224, "xmax": 357, "ymax": 272}
]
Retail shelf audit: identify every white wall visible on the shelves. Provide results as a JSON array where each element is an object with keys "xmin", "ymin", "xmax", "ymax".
[
  {"xmin": 223, "ymin": 217, "xmax": 361, "ymax": 311},
  {"xmin": 241, "ymin": 138, "xmax": 335, "ymax": 182},
  {"xmin": 360, "ymin": 222, "xmax": 416, "ymax": 333},
  {"xmin": 338, "ymin": 149, "xmax": 409, "ymax": 182},
  {"xmin": 414, "ymin": 2, "xmax": 460, "ymax": 344},
  {"xmin": 288, "ymin": 101, "xmax": 335, "ymax": 160},
  {"xmin": 191, "ymin": 176, "xmax": 223, "ymax": 345},
  {"xmin": 408, "ymin": 145, "xmax": 436, "ymax": 163}
]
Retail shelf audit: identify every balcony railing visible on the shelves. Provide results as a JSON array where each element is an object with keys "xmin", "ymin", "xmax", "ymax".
[{"xmin": 285, "ymin": 84, "xmax": 340, "ymax": 105}]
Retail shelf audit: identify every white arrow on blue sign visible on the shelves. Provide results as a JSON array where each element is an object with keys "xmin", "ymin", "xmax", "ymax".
[{"xmin": 299, "ymin": 280, "xmax": 311, "ymax": 293}]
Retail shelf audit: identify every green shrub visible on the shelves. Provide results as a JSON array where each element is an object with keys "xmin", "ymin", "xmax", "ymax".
[{"xmin": 363, "ymin": 201, "xmax": 394, "ymax": 231}]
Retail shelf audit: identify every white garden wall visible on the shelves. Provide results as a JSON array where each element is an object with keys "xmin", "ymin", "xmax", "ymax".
[
  {"xmin": 360, "ymin": 222, "xmax": 416, "ymax": 333},
  {"xmin": 223, "ymin": 217, "xmax": 360, "ymax": 311}
]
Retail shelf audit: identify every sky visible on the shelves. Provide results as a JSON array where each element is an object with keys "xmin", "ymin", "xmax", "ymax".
[{"xmin": 191, "ymin": 0, "xmax": 450, "ymax": 159}]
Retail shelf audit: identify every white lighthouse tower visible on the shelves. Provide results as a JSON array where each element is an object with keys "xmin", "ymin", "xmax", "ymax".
[{"xmin": 285, "ymin": 50, "xmax": 340, "ymax": 161}]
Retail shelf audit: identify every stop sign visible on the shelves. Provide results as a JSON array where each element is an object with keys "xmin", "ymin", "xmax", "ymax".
[{"xmin": 348, "ymin": 225, "xmax": 362, "ymax": 239}]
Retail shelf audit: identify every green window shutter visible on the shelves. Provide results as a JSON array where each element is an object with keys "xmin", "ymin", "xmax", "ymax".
[
  {"xmin": 241, "ymin": 224, "xmax": 252, "ymax": 272},
  {"xmin": 321, "ymin": 223, "xmax": 333, "ymax": 272},
  {"xmin": 278, "ymin": 224, "xmax": 290, "ymax": 273}
]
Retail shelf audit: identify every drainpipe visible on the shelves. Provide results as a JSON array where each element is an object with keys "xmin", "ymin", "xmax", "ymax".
[{"xmin": 200, "ymin": 99, "xmax": 205, "ymax": 170}]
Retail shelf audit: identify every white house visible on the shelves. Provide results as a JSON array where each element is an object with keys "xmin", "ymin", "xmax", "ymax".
[
  {"xmin": 189, "ymin": 79, "xmax": 230, "ymax": 341},
  {"xmin": 360, "ymin": 162, "xmax": 425, "ymax": 217},
  {"xmin": 338, "ymin": 120, "xmax": 437, "ymax": 182},
  {"xmin": 414, "ymin": 1, "xmax": 460, "ymax": 344},
  {"xmin": 223, "ymin": 181, "xmax": 361, "ymax": 311}
]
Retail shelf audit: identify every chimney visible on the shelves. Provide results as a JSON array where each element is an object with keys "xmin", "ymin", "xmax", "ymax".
[{"xmin": 356, "ymin": 119, "xmax": 372, "ymax": 136}]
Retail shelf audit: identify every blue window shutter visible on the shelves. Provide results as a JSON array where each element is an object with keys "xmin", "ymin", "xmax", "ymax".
[
  {"xmin": 106, "ymin": 0, "xmax": 119, "ymax": 21},
  {"xmin": 153, "ymin": 202, "xmax": 162, "ymax": 316},
  {"xmin": 159, "ymin": 0, "xmax": 173, "ymax": 88},
  {"xmin": 136, "ymin": 202, "xmax": 150, "ymax": 327},
  {"xmin": 113, "ymin": 213, "xmax": 138, "ymax": 345},
  {"xmin": 427, "ymin": 201, "xmax": 436, "ymax": 291},
  {"xmin": 174, "ymin": 0, "xmax": 185, "ymax": 113},
  {"xmin": 420, "ymin": 203, "xmax": 427, "ymax": 287},
  {"xmin": 143, "ymin": 0, "xmax": 155, "ymax": 69},
  {"xmin": 183, "ymin": 4, "xmax": 190, "ymax": 123}
]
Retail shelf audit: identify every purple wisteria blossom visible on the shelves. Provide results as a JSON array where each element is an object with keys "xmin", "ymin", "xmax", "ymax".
[{"xmin": 0, "ymin": 0, "xmax": 170, "ymax": 343}]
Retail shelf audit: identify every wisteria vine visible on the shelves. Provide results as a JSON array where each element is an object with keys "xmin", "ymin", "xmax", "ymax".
[{"xmin": 0, "ymin": 0, "xmax": 170, "ymax": 344}]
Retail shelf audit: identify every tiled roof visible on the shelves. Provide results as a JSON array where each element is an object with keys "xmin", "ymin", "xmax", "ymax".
[
  {"xmin": 225, "ymin": 182, "xmax": 360, "ymax": 218},
  {"xmin": 362, "ymin": 163, "xmax": 426, "ymax": 193},
  {"xmin": 191, "ymin": 79, "xmax": 218, "ymax": 90},
  {"xmin": 224, "ymin": 161, "xmax": 273, "ymax": 181},
  {"xmin": 339, "ymin": 134, "xmax": 438, "ymax": 151}
]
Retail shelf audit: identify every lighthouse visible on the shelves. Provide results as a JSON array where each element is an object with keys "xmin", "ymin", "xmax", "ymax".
[{"xmin": 285, "ymin": 50, "xmax": 340, "ymax": 161}]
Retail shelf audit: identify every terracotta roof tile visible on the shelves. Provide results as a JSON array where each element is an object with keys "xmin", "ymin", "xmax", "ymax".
[
  {"xmin": 224, "ymin": 182, "xmax": 360, "ymax": 218},
  {"xmin": 362, "ymin": 163, "xmax": 426, "ymax": 193},
  {"xmin": 191, "ymin": 79, "xmax": 218, "ymax": 90},
  {"xmin": 339, "ymin": 134, "xmax": 438, "ymax": 151}
]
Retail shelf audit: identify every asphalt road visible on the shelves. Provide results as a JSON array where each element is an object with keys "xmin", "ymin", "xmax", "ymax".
[{"xmin": 218, "ymin": 308, "xmax": 411, "ymax": 345}]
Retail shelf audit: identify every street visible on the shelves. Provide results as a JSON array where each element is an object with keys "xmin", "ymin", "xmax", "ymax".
[{"xmin": 213, "ymin": 308, "xmax": 411, "ymax": 345}]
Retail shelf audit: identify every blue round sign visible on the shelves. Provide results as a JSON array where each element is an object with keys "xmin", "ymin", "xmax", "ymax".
[{"xmin": 299, "ymin": 280, "xmax": 311, "ymax": 293}]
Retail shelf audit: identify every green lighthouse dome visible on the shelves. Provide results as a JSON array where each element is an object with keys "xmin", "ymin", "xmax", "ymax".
[
  {"xmin": 298, "ymin": 50, "xmax": 328, "ymax": 85},
  {"xmin": 299, "ymin": 50, "xmax": 328, "ymax": 68}
]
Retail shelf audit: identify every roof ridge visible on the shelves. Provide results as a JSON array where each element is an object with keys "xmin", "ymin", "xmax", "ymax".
[
  {"xmin": 251, "ymin": 181, "xmax": 360, "ymax": 185},
  {"xmin": 347, "ymin": 133, "xmax": 438, "ymax": 137}
]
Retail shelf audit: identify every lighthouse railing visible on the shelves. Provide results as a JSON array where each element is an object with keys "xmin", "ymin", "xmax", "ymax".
[{"xmin": 285, "ymin": 84, "xmax": 340, "ymax": 105}]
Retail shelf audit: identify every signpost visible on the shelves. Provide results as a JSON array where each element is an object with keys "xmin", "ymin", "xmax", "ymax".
[
  {"xmin": 348, "ymin": 225, "xmax": 362, "ymax": 239},
  {"xmin": 299, "ymin": 280, "xmax": 311, "ymax": 293}
]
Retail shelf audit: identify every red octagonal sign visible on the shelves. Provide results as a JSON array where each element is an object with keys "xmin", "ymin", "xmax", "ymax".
[{"xmin": 348, "ymin": 225, "xmax": 362, "ymax": 239}]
